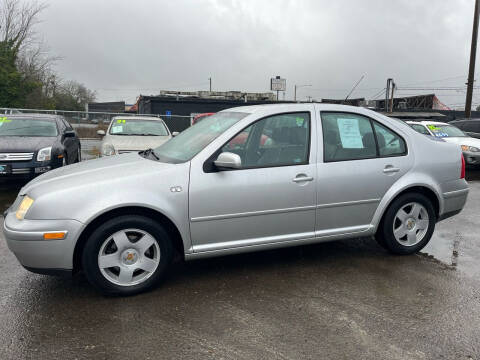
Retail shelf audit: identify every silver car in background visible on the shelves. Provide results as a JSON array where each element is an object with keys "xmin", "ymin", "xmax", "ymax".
[
  {"xmin": 3, "ymin": 104, "xmax": 468, "ymax": 295},
  {"xmin": 98, "ymin": 116, "xmax": 172, "ymax": 156},
  {"xmin": 407, "ymin": 120, "xmax": 480, "ymax": 166}
]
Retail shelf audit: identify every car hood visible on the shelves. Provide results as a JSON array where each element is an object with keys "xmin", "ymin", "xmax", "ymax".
[
  {"xmin": 441, "ymin": 136, "xmax": 480, "ymax": 147},
  {"xmin": 0, "ymin": 136, "xmax": 57, "ymax": 152},
  {"xmin": 20, "ymin": 152, "xmax": 175, "ymax": 197},
  {"xmin": 104, "ymin": 135, "xmax": 171, "ymax": 151}
]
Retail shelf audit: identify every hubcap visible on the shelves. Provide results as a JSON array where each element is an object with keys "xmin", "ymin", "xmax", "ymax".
[
  {"xmin": 393, "ymin": 202, "xmax": 429, "ymax": 246},
  {"xmin": 98, "ymin": 228, "xmax": 160, "ymax": 286}
]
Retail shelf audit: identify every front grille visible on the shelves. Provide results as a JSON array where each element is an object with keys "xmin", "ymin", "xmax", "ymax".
[
  {"xmin": 0, "ymin": 153, "xmax": 34, "ymax": 161},
  {"xmin": 11, "ymin": 168, "xmax": 31, "ymax": 174}
]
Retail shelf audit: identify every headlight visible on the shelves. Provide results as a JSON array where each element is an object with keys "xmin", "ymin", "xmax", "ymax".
[
  {"xmin": 37, "ymin": 147, "xmax": 52, "ymax": 161},
  {"xmin": 102, "ymin": 143, "xmax": 115, "ymax": 156},
  {"xmin": 16, "ymin": 196, "xmax": 34, "ymax": 220},
  {"xmin": 461, "ymin": 145, "xmax": 480, "ymax": 152}
]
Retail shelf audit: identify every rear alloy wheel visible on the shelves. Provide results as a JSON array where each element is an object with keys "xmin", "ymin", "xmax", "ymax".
[
  {"xmin": 82, "ymin": 215, "xmax": 173, "ymax": 295},
  {"xmin": 376, "ymin": 193, "xmax": 436, "ymax": 255}
]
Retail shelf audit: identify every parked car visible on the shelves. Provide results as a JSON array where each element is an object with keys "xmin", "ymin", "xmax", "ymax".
[
  {"xmin": 98, "ymin": 116, "xmax": 172, "ymax": 156},
  {"xmin": 192, "ymin": 112, "xmax": 215, "ymax": 125},
  {"xmin": 4, "ymin": 104, "xmax": 468, "ymax": 295},
  {"xmin": 0, "ymin": 114, "xmax": 81, "ymax": 177},
  {"xmin": 407, "ymin": 120, "xmax": 480, "ymax": 166},
  {"xmin": 449, "ymin": 118, "xmax": 480, "ymax": 139}
]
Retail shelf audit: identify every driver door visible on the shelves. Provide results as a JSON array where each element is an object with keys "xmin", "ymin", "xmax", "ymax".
[{"xmin": 188, "ymin": 111, "xmax": 317, "ymax": 253}]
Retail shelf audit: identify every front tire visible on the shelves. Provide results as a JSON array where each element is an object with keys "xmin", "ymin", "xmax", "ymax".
[
  {"xmin": 376, "ymin": 193, "xmax": 436, "ymax": 255},
  {"xmin": 82, "ymin": 215, "xmax": 173, "ymax": 296}
]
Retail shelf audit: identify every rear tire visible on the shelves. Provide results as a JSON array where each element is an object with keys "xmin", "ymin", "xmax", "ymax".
[
  {"xmin": 376, "ymin": 193, "xmax": 436, "ymax": 255},
  {"xmin": 82, "ymin": 215, "xmax": 173, "ymax": 296}
]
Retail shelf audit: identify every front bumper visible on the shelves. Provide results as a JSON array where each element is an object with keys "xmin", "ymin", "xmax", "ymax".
[
  {"xmin": 0, "ymin": 158, "xmax": 62, "ymax": 177},
  {"xmin": 462, "ymin": 151, "xmax": 480, "ymax": 165},
  {"xmin": 3, "ymin": 211, "xmax": 84, "ymax": 271}
]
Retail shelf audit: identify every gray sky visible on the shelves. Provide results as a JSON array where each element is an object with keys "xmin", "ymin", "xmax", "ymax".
[{"xmin": 38, "ymin": 0, "xmax": 476, "ymax": 108}]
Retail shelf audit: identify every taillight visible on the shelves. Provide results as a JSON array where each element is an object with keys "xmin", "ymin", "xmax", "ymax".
[{"xmin": 461, "ymin": 154, "xmax": 465, "ymax": 179}]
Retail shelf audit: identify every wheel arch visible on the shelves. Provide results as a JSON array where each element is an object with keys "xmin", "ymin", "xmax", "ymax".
[
  {"xmin": 72, "ymin": 206, "xmax": 185, "ymax": 273},
  {"xmin": 373, "ymin": 184, "xmax": 441, "ymax": 232}
]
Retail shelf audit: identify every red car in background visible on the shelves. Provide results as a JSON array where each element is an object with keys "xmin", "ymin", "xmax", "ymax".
[
  {"xmin": 192, "ymin": 113, "xmax": 215, "ymax": 125},
  {"xmin": 192, "ymin": 112, "xmax": 270, "ymax": 149}
]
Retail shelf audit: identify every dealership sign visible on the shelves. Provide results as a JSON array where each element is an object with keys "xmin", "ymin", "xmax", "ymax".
[{"xmin": 271, "ymin": 77, "xmax": 286, "ymax": 92}]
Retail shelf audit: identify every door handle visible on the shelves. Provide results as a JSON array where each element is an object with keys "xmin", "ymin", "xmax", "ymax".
[
  {"xmin": 293, "ymin": 175, "xmax": 314, "ymax": 183},
  {"xmin": 383, "ymin": 166, "xmax": 400, "ymax": 174}
]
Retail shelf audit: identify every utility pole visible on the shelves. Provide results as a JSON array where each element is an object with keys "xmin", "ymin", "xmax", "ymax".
[
  {"xmin": 209, "ymin": 77, "xmax": 212, "ymax": 92},
  {"xmin": 385, "ymin": 78, "xmax": 393, "ymax": 112},
  {"xmin": 389, "ymin": 80, "xmax": 395, "ymax": 113},
  {"xmin": 466, "ymin": 0, "xmax": 480, "ymax": 118},
  {"xmin": 294, "ymin": 84, "xmax": 311, "ymax": 102}
]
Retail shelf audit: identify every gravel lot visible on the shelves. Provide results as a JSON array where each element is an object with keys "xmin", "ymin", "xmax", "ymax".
[{"xmin": 0, "ymin": 171, "xmax": 479, "ymax": 359}]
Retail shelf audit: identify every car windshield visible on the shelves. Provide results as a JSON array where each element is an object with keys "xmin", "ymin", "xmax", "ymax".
[
  {"xmin": 153, "ymin": 112, "xmax": 248, "ymax": 163},
  {"xmin": 0, "ymin": 117, "xmax": 58, "ymax": 137},
  {"xmin": 426, "ymin": 124, "xmax": 467, "ymax": 138},
  {"xmin": 109, "ymin": 119, "xmax": 169, "ymax": 136}
]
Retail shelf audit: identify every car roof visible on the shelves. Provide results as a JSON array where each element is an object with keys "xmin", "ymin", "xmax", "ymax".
[
  {"xmin": 451, "ymin": 118, "xmax": 480, "ymax": 122},
  {"xmin": 2, "ymin": 113, "xmax": 61, "ymax": 121},
  {"xmin": 405, "ymin": 120, "xmax": 450, "ymax": 126},
  {"xmin": 224, "ymin": 103, "xmax": 375, "ymax": 116},
  {"xmin": 111, "ymin": 116, "xmax": 163, "ymax": 121}
]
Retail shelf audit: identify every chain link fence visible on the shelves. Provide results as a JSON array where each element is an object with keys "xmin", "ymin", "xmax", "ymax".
[{"xmin": 0, "ymin": 107, "xmax": 192, "ymax": 139}]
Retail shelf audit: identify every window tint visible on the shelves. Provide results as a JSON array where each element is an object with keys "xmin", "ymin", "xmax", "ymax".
[
  {"xmin": 372, "ymin": 122, "xmax": 406, "ymax": 156},
  {"xmin": 222, "ymin": 112, "xmax": 310, "ymax": 168},
  {"xmin": 411, "ymin": 124, "xmax": 430, "ymax": 135},
  {"xmin": 322, "ymin": 113, "xmax": 376, "ymax": 162}
]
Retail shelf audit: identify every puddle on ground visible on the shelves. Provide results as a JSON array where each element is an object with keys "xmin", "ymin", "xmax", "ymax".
[{"xmin": 421, "ymin": 175, "xmax": 480, "ymax": 278}]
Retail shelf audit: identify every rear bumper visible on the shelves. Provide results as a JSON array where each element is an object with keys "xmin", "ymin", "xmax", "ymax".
[
  {"xmin": 440, "ymin": 188, "xmax": 469, "ymax": 222},
  {"xmin": 3, "ymin": 211, "xmax": 83, "ymax": 270}
]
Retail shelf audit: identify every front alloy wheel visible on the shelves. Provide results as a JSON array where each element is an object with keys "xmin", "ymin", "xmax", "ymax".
[
  {"xmin": 98, "ymin": 229, "xmax": 160, "ymax": 286},
  {"xmin": 82, "ymin": 215, "xmax": 173, "ymax": 295}
]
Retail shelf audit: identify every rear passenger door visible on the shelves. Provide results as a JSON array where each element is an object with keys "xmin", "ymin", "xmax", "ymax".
[{"xmin": 315, "ymin": 111, "xmax": 412, "ymax": 235}]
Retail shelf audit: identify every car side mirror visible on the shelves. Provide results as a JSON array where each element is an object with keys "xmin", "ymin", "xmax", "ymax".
[
  {"xmin": 172, "ymin": 131, "xmax": 179, "ymax": 137},
  {"xmin": 64, "ymin": 130, "xmax": 76, "ymax": 138},
  {"xmin": 97, "ymin": 130, "xmax": 106, "ymax": 136},
  {"xmin": 213, "ymin": 152, "xmax": 242, "ymax": 169}
]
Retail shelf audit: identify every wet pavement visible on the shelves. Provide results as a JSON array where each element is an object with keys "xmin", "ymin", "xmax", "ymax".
[{"xmin": 0, "ymin": 172, "xmax": 480, "ymax": 359}]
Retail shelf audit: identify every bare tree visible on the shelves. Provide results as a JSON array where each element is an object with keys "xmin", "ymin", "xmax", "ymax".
[{"xmin": 0, "ymin": 0, "xmax": 47, "ymax": 56}]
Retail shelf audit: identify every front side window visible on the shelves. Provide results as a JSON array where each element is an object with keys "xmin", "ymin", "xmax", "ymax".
[
  {"xmin": 0, "ymin": 117, "xmax": 58, "ymax": 137},
  {"xmin": 153, "ymin": 112, "xmax": 248, "ymax": 163},
  {"xmin": 110, "ymin": 119, "xmax": 169, "ymax": 136},
  {"xmin": 221, "ymin": 112, "xmax": 310, "ymax": 168},
  {"xmin": 322, "ymin": 112, "xmax": 406, "ymax": 162}
]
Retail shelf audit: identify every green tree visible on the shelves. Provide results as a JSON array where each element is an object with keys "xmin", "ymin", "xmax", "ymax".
[{"xmin": 0, "ymin": 40, "xmax": 39, "ymax": 107}]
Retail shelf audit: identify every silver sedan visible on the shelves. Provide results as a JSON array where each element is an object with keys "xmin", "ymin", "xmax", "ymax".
[{"xmin": 3, "ymin": 104, "xmax": 469, "ymax": 295}]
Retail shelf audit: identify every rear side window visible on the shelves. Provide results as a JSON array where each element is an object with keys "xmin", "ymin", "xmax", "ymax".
[
  {"xmin": 321, "ymin": 112, "xmax": 406, "ymax": 162},
  {"xmin": 372, "ymin": 122, "xmax": 406, "ymax": 156}
]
